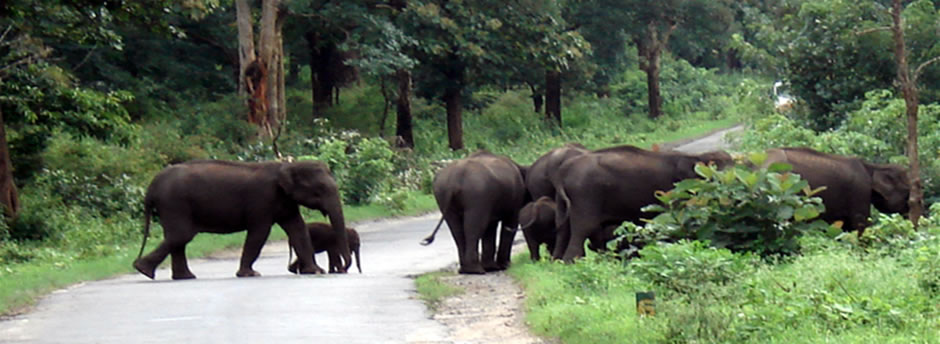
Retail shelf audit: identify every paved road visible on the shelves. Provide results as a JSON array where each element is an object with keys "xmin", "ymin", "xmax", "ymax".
[
  {"xmin": 0, "ymin": 215, "xmax": 458, "ymax": 344},
  {"xmin": 0, "ymin": 126, "xmax": 739, "ymax": 344}
]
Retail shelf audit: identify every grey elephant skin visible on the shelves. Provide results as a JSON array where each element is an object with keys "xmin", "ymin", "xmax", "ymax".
[
  {"xmin": 552, "ymin": 145, "xmax": 734, "ymax": 261},
  {"xmin": 422, "ymin": 151, "xmax": 527, "ymax": 274},
  {"xmin": 525, "ymin": 143, "xmax": 589, "ymax": 200},
  {"xmin": 518, "ymin": 196, "xmax": 557, "ymax": 261},
  {"xmin": 289, "ymin": 222, "xmax": 362, "ymax": 273},
  {"xmin": 764, "ymin": 147, "xmax": 911, "ymax": 235},
  {"xmin": 134, "ymin": 160, "xmax": 350, "ymax": 280}
]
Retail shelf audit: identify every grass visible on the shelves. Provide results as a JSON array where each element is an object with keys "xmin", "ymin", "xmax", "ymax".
[
  {"xmin": 0, "ymin": 191, "xmax": 438, "ymax": 316},
  {"xmin": 508, "ymin": 231, "xmax": 940, "ymax": 344},
  {"xmin": 414, "ymin": 271, "xmax": 464, "ymax": 311}
]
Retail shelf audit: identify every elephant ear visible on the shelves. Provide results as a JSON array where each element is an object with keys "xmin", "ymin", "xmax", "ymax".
[
  {"xmin": 673, "ymin": 156, "xmax": 702, "ymax": 181},
  {"xmin": 277, "ymin": 163, "xmax": 299, "ymax": 193},
  {"xmin": 868, "ymin": 163, "xmax": 911, "ymax": 213}
]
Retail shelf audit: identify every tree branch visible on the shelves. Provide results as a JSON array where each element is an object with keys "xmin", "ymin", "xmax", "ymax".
[
  {"xmin": 914, "ymin": 55, "xmax": 940, "ymax": 83},
  {"xmin": 855, "ymin": 26, "xmax": 890, "ymax": 36}
]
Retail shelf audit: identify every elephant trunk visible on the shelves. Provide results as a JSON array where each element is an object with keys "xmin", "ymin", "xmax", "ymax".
[{"xmin": 326, "ymin": 203, "xmax": 351, "ymax": 273}]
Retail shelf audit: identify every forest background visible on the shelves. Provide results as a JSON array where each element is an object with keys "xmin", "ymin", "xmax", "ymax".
[{"xmin": 1, "ymin": 1, "xmax": 939, "ymax": 342}]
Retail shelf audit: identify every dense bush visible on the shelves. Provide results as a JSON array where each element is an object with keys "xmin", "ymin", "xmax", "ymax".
[
  {"xmin": 616, "ymin": 156, "xmax": 831, "ymax": 257},
  {"xmin": 629, "ymin": 240, "xmax": 757, "ymax": 295}
]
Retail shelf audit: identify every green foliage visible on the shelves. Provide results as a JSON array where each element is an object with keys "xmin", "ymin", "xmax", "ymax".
[
  {"xmin": 629, "ymin": 240, "xmax": 757, "ymax": 295},
  {"xmin": 298, "ymin": 122, "xmax": 398, "ymax": 205},
  {"xmin": 620, "ymin": 156, "xmax": 830, "ymax": 256}
]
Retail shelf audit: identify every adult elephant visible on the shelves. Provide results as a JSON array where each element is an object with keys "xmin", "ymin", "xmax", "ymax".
[
  {"xmin": 764, "ymin": 147, "xmax": 911, "ymax": 235},
  {"xmin": 552, "ymin": 146, "xmax": 734, "ymax": 261},
  {"xmin": 133, "ymin": 160, "xmax": 350, "ymax": 280},
  {"xmin": 526, "ymin": 143, "xmax": 589, "ymax": 199},
  {"xmin": 421, "ymin": 151, "xmax": 527, "ymax": 274}
]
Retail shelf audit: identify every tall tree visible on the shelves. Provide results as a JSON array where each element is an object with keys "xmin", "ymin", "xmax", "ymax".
[
  {"xmin": 236, "ymin": 0, "xmax": 289, "ymax": 139},
  {"xmin": 0, "ymin": 0, "xmax": 212, "ymax": 222},
  {"xmin": 622, "ymin": 0, "xmax": 732, "ymax": 118},
  {"xmin": 885, "ymin": 0, "xmax": 937, "ymax": 226}
]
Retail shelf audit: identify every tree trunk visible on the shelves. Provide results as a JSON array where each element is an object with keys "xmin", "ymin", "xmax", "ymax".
[
  {"xmin": 259, "ymin": 0, "xmax": 285, "ymax": 138},
  {"xmin": 636, "ymin": 22, "xmax": 676, "ymax": 119},
  {"xmin": 545, "ymin": 70, "xmax": 562, "ymax": 126},
  {"xmin": 529, "ymin": 83, "xmax": 543, "ymax": 114},
  {"xmin": 891, "ymin": 0, "xmax": 924, "ymax": 227},
  {"xmin": 0, "ymin": 101, "xmax": 19, "ymax": 220},
  {"xmin": 645, "ymin": 48, "xmax": 663, "ymax": 119},
  {"xmin": 306, "ymin": 31, "xmax": 337, "ymax": 117},
  {"xmin": 444, "ymin": 85, "xmax": 463, "ymax": 150},
  {"xmin": 235, "ymin": 0, "xmax": 256, "ymax": 98},
  {"xmin": 395, "ymin": 69, "xmax": 415, "ymax": 148}
]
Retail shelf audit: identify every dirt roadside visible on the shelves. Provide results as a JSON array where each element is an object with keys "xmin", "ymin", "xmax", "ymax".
[{"xmin": 421, "ymin": 244, "xmax": 557, "ymax": 344}]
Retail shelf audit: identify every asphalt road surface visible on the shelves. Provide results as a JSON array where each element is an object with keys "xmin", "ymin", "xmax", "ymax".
[{"xmin": 0, "ymin": 126, "xmax": 739, "ymax": 344}]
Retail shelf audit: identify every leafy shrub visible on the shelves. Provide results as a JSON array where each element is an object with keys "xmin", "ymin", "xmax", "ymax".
[
  {"xmin": 629, "ymin": 240, "xmax": 757, "ymax": 295},
  {"xmin": 297, "ymin": 121, "xmax": 398, "ymax": 205},
  {"xmin": 619, "ymin": 154, "xmax": 831, "ymax": 256}
]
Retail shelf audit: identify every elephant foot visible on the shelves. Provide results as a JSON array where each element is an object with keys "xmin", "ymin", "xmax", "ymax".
[
  {"xmin": 287, "ymin": 261, "xmax": 299, "ymax": 274},
  {"xmin": 133, "ymin": 259, "xmax": 156, "ymax": 280},
  {"xmin": 172, "ymin": 272, "xmax": 196, "ymax": 280},
  {"xmin": 236, "ymin": 269, "xmax": 262, "ymax": 277},
  {"xmin": 458, "ymin": 265, "xmax": 486, "ymax": 275},
  {"xmin": 298, "ymin": 266, "xmax": 326, "ymax": 275}
]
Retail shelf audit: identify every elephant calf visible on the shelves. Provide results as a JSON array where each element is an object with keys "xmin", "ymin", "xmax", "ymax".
[
  {"xmin": 519, "ymin": 196, "xmax": 557, "ymax": 261},
  {"xmin": 289, "ymin": 222, "xmax": 362, "ymax": 273}
]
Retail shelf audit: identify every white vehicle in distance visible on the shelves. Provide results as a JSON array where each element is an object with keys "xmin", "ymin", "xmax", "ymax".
[{"xmin": 773, "ymin": 80, "xmax": 795, "ymax": 112}]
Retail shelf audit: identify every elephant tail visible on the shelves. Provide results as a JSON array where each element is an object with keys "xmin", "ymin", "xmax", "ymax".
[
  {"xmin": 354, "ymin": 246, "xmax": 362, "ymax": 273},
  {"xmin": 421, "ymin": 191, "xmax": 455, "ymax": 246},
  {"xmin": 555, "ymin": 186, "xmax": 571, "ymax": 233},
  {"xmin": 136, "ymin": 199, "xmax": 154, "ymax": 260},
  {"xmin": 420, "ymin": 215, "xmax": 446, "ymax": 246}
]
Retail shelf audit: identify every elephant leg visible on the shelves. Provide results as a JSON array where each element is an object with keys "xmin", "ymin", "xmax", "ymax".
[
  {"xmin": 551, "ymin": 219, "xmax": 571, "ymax": 260},
  {"xmin": 481, "ymin": 221, "xmax": 500, "ymax": 271},
  {"xmin": 170, "ymin": 242, "xmax": 196, "ymax": 280},
  {"xmin": 495, "ymin": 222, "xmax": 516, "ymax": 270},
  {"xmin": 458, "ymin": 211, "xmax": 488, "ymax": 274},
  {"xmin": 236, "ymin": 225, "xmax": 273, "ymax": 277},
  {"xmin": 561, "ymin": 212, "xmax": 598, "ymax": 262},
  {"xmin": 444, "ymin": 213, "xmax": 468, "ymax": 271},
  {"xmin": 133, "ymin": 217, "xmax": 194, "ymax": 279},
  {"xmin": 281, "ymin": 217, "xmax": 324, "ymax": 275},
  {"xmin": 327, "ymin": 249, "xmax": 343, "ymax": 274},
  {"xmin": 522, "ymin": 229, "xmax": 541, "ymax": 261}
]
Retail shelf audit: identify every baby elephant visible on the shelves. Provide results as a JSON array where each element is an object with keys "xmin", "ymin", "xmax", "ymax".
[
  {"xmin": 519, "ymin": 196, "xmax": 557, "ymax": 261},
  {"xmin": 289, "ymin": 223, "xmax": 362, "ymax": 273}
]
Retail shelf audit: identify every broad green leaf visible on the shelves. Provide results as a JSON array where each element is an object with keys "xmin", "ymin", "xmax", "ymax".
[
  {"xmin": 748, "ymin": 151, "xmax": 768, "ymax": 167},
  {"xmin": 694, "ymin": 163, "xmax": 715, "ymax": 179},
  {"xmin": 794, "ymin": 206, "xmax": 820, "ymax": 221},
  {"xmin": 776, "ymin": 206, "xmax": 794, "ymax": 220},
  {"xmin": 766, "ymin": 162, "xmax": 793, "ymax": 173}
]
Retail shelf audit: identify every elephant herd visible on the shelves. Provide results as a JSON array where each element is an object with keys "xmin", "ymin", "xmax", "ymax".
[
  {"xmin": 424, "ymin": 145, "xmax": 912, "ymax": 274},
  {"xmin": 131, "ymin": 144, "xmax": 912, "ymax": 280}
]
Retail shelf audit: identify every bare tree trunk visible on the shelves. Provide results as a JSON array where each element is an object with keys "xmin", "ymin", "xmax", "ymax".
[
  {"xmin": 646, "ymin": 48, "xmax": 663, "ymax": 119},
  {"xmin": 260, "ymin": 0, "xmax": 286, "ymax": 138},
  {"xmin": 636, "ymin": 22, "xmax": 676, "ymax": 119},
  {"xmin": 395, "ymin": 69, "xmax": 415, "ymax": 148},
  {"xmin": 545, "ymin": 70, "xmax": 561, "ymax": 126},
  {"xmin": 891, "ymin": 0, "xmax": 924, "ymax": 227},
  {"xmin": 235, "ymin": 0, "xmax": 256, "ymax": 98},
  {"xmin": 528, "ymin": 83, "xmax": 543, "ymax": 114},
  {"xmin": 0, "ymin": 101, "xmax": 19, "ymax": 220},
  {"xmin": 444, "ymin": 85, "xmax": 463, "ymax": 150}
]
